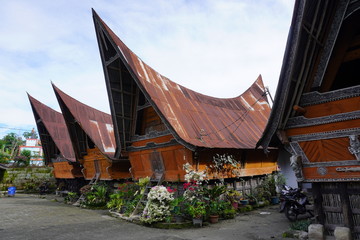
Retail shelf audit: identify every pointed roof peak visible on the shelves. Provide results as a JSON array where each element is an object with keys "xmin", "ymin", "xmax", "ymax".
[
  {"xmin": 28, "ymin": 94, "xmax": 76, "ymax": 162},
  {"xmin": 94, "ymin": 15, "xmax": 272, "ymax": 149},
  {"xmin": 53, "ymin": 85, "xmax": 116, "ymax": 157}
]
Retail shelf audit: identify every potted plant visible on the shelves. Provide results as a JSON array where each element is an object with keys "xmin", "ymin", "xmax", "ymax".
[
  {"xmin": 187, "ymin": 201, "xmax": 206, "ymax": 227},
  {"xmin": 208, "ymin": 200, "xmax": 221, "ymax": 223},
  {"xmin": 226, "ymin": 189, "xmax": 241, "ymax": 209},
  {"xmin": 261, "ymin": 172, "xmax": 286, "ymax": 204},
  {"xmin": 170, "ymin": 196, "xmax": 185, "ymax": 223},
  {"xmin": 246, "ymin": 193, "xmax": 258, "ymax": 205}
]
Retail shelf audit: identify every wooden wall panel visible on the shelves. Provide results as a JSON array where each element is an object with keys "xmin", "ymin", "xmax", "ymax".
[
  {"xmin": 300, "ymin": 138, "xmax": 355, "ymax": 162},
  {"xmin": 128, "ymin": 144, "xmax": 192, "ymax": 181},
  {"xmin": 197, "ymin": 149, "xmax": 278, "ymax": 179},
  {"xmin": 141, "ymin": 106, "xmax": 166, "ymax": 134},
  {"xmin": 81, "ymin": 147, "xmax": 130, "ymax": 180},
  {"xmin": 303, "ymin": 165, "xmax": 360, "ymax": 181},
  {"xmin": 304, "ymin": 96, "xmax": 360, "ymax": 118},
  {"xmin": 286, "ymin": 119, "xmax": 360, "ymax": 136},
  {"xmin": 53, "ymin": 162, "xmax": 77, "ymax": 179}
]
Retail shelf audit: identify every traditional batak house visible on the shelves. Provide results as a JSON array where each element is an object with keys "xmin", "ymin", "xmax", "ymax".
[
  {"xmin": 257, "ymin": 0, "xmax": 360, "ymax": 237},
  {"xmin": 92, "ymin": 10, "xmax": 278, "ymax": 185},
  {"xmin": 28, "ymin": 94, "xmax": 84, "ymax": 190},
  {"xmin": 52, "ymin": 84, "xmax": 131, "ymax": 182}
]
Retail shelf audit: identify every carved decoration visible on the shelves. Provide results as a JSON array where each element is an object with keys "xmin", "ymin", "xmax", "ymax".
[
  {"xmin": 290, "ymin": 142, "xmax": 310, "ymax": 163},
  {"xmin": 289, "ymin": 128, "xmax": 360, "ymax": 142},
  {"xmin": 131, "ymin": 130, "xmax": 171, "ymax": 141},
  {"xmin": 300, "ymin": 86, "xmax": 360, "ymax": 106},
  {"xmin": 317, "ymin": 167, "xmax": 328, "ymax": 176},
  {"xmin": 336, "ymin": 167, "xmax": 360, "ymax": 172},
  {"xmin": 290, "ymin": 155, "xmax": 304, "ymax": 181},
  {"xmin": 303, "ymin": 178, "xmax": 360, "ymax": 182},
  {"xmin": 127, "ymin": 138, "xmax": 178, "ymax": 152},
  {"xmin": 286, "ymin": 110, "xmax": 360, "ymax": 129},
  {"xmin": 303, "ymin": 160, "xmax": 360, "ymax": 168},
  {"xmin": 52, "ymin": 156, "xmax": 68, "ymax": 163},
  {"xmin": 348, "ymin": 135, "xmax": 360, "ymax": 160}
]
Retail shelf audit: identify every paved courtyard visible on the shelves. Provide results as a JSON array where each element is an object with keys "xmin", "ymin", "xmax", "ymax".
[{"xmin": 0, "ymin": 194, "xmax": 294, "ymax": 240}]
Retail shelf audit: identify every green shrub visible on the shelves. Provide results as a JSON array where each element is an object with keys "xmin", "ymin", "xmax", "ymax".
[
  {"xmin": 82, "ymin": 184, "xmax": 110, "ymax": 208},
  {"xmin": 290, "ymin": 219, "xmax": 311, "ymax": 232},
  {"xmin": 222, "ymin": 208, "xmax": 236, "ymax": 219},
  {"xmin": 107, "ymin": 191, "xmax": 125, "ymax": 211},
  {"xmin": 65, "ymin": 192, "xmax": 79, "ymax": 203}
]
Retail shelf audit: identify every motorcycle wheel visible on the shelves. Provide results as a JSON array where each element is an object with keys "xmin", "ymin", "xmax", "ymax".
[{"xmin": 285, "ymin": 205, "xmax": 298, "ymax": 222}]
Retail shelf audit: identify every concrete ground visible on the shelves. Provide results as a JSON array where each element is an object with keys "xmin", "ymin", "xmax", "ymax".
[{"xmin": 0, "ymin": 194, "xmax": 295, "ymax": 240}]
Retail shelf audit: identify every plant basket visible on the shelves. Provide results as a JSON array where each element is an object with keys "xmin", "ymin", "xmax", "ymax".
[
  {"xmin": 175, "ymin": 215, "xmax": 184, "ymax": 223},
  {"xmin": 192, "ymin": 218, "xmax": 203, "ymax": 227}
]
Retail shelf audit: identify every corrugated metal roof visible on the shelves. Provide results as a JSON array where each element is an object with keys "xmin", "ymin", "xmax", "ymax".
[
  {"xmin": 52, "ymin": 84, "xmax": 116, "ymax": 157},
  {"xmin": 94, "ymin": 10, "xmax": 271, "ymax": 149},
  {"xmin": 28, "ymin": 94, "xmax": 76, "ymax": 162}
]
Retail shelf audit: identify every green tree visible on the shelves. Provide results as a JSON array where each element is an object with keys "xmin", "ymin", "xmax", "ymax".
[
  {"xmin": 13, "ymin": 150, "xmax": 31, "ymax": 167},
  {"xmin": 23, "ymin": 129, "xmax": 38, "ymax": 139},
  {"xmin": 1, "ymin": 133, "xmax": 24, "ymax": 159},
  {"xmin": 21, "ymin": 149, "xmax": 32, "ymax": 159}
]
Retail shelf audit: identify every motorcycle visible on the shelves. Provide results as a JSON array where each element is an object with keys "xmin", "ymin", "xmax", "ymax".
[{"xmin": 279, "ymin": 185, "xmax": 313, "ymax": 221}]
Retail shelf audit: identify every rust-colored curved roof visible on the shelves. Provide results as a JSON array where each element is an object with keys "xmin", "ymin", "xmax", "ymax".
[
  {"xmin": 94, "ymin": 11, "xmax": 271, "ymax": 149},
  {"xmin": 52, "ymin": 84, "xmax": 116, "ymax": 157},
  {"xmin": 28, "ymin": 94, "xmax": 76, "ymax": 162}
]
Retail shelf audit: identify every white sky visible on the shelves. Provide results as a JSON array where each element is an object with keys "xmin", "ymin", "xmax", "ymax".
[{"xmin": 0, "ymin": 0, "xmax": 294, "ymax": 138}]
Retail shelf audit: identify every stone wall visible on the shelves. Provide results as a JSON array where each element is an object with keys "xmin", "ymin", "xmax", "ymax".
[{"xmin": 0, "ymin": 167, "xmax": 56, "ymax": 191}]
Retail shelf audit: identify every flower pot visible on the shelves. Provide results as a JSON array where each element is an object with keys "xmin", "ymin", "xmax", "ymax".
[
  {"xmin": 231, "ymin": 202, "xmax": 239, "ymax": 210},
  {"xmin": 271, "ymin": 196, "xmax": 279, "ymax": 205},
  {"xmin": 249, "ymin": 200, "xmax": 257, "ymax": 205},
  {"xmin": 209, "ymin": 215, "xmax": 219, "ymax": 224},
  {"xmin": 240, "ymin": 199, "xmax": 249, "ymax": 205},
  {"xmin": 192, "ymin": 218, "xmax": 203, "ymax": 227}
]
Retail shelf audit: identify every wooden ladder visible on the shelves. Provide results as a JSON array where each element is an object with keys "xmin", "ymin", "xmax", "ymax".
[
  {"xmin": 73, "ymin": 172, "xmax": 100, "ymax": 206},
  {"xmin": 130, "ymin": 172, "xmax": 164, "ymax": 217}
]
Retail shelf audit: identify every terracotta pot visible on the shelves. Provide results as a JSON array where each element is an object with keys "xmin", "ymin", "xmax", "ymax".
[{"xmin": 209, "ymin": 215, "xmax": 219, "ymax": 224}]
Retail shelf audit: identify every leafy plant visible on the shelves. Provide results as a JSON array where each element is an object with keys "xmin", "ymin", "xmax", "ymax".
[
  {"xmin": 123, "ymin": 194, "xmax": 142, "ymax": 216},
  {"xmin": 256, "ymin": 172, "xmax": 286, "ymax": 200},
  {"xmin": 207, "ymin": 154, "xmax": 242, "ymax": 178},
  {"xmin": 23, "ymin": 181, "xmax": 37, "ymax": 192},
  {"xmin": 83, "ymin": 184, "xmax": 109, "ymax": 207},
  {"xmin": 187, "ymin": 201, "xmax": 206, "ymax": 219},
  {"xmin": 208, "ymin": 200, "xmax": 221, "ymax": 216},
  {"xmin": 107, "ymin": 191, "xmax": 125, "ymax": 211},
  {"xmin": 226, "ymin": 189, "xmax": 241, "ymax": 203},
  {"xmin": 170, "ymin": 196, "xmax": 185, "ymax": 216},
  {"xmin": 290, "ymin": 219, "xmax": 311, "ymax": 232},
  {"xmin": 65, "ymin": 192, "xmax": 78, "ymax": 203},
  {"xmin": 203, "ymin": 185, "xmax": 227, "ymax": 201},
  {"xmin": 222, "ymin": 208, "xmax": 236, "ymax": 219}
]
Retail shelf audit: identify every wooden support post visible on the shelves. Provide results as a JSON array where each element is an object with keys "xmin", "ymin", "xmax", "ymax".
[
  {"xmin": 312, "ymin": 183, "xmax": 325, "ymax": 225},
  {"xmin": 340, "ymin": 182, "xmax": 354, "ymax": 229}
]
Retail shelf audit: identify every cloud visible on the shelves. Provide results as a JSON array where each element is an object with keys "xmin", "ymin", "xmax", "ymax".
[{"xmin": 0, "ymin": 0, "xmax": 293, "ymax": 138}]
